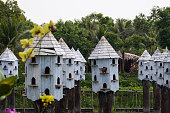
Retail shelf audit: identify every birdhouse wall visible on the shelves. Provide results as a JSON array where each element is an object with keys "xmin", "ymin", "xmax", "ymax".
[
  {"xmin": 149, "ymin": 61, "xmax": 157, "ymax": 81},
  {"xmin": 0, "ymin": 61, "xmax": 18, "ymax": 78},
  {"xmin": 92, "ymin": 59, "xmax": 119, "ymax": 93},
  {"xmin": 163, "ymin": 62, "xmax": 170, "ymax": 87},
  {"xmin": 156, "ymin": 61, "xmax": 164, "ymax": 85},
  {"xmin": 80, "ymin": 62, "xmax": 86, "ymax": 80},
  {"xmin": 138, "ymin": 61, "xmax": 145, "ymax": 80},
  {"xmin": 110, "ymin": 58, "xmax": 119, "ymax": 92},
  {"xmin": 62, "ymin": 58, "xmax": 75, "ymax": 89},
  {"xmin": 74, "ymin": 61, "xmax": 81, "ymax": 81},
  {"xmin": 26, "ymin": 55, "xmax": 63, "ymax": 101}
]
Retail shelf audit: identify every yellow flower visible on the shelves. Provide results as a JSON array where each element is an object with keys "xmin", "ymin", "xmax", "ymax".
[
  {"xmin": 20, "ymin": 38, "xmax": 34, "ymax": 48},
  {"xmin": 40, "ymin": 94, "xmax": 54, "ymax": 104},
  {"xmin": 19, "ymin": 48, "xmax": 35, "ymax": 62},
  {"xmin": 42, "ymin": 24, "xmax": 50, "ymax": 34},
  {"xmin": 30, "ymin": 25, "xmax": 44, "ymax": 37},
  {"xmin": 48, "ymin": 20, "xmax": 56, "ymax": 31}
]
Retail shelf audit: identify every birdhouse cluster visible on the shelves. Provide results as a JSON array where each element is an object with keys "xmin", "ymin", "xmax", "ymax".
[
  {"xmin": 0, "ymin": 48, "xmax": 18, "ymax": 78},
  {"xmin": 138, "ymin": 47, "xmax": 170, "ymax": 87},
  {"xmin": 25, "ymin": 33, "xmax": 86, "ymax": 101},
  {"xmin": 88, "ymin": 36, "xmax": 120, "ymax": 93}
]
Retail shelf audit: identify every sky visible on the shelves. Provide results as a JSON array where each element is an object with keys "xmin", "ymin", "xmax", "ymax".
[{"xmin": 2, "ymin": 0, "xmax": 170, "ymax": 25}]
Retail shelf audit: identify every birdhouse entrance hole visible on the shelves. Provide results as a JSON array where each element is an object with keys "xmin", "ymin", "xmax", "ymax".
[
  {"xmin": 103, "ymin": 83, "xmax": 107, "ymax": 88},
  {"xmin": 45, "ymin": 89, "xmax": 50, "ymax": 95},
  {"xmin": 146, "ymin": 75, "xmax": 148, "ymax": 78},
  {"xmin": 69, "ymin": 59, "xmax": 72, "ymax": 64},
  {"xmin": 151, "ymin": 66, "xmax": 153, "ymax": 70},
  {"xmin": 94, "ymin": 75, "xmax": 97, "ymax": 81},
  {"xmin": 94, "ymin": 60, "xmax": 96, "ymax": 65},
  {"xmin": 69, "ymin": 73, "xmax": 72, "ymax": 78},
  {"xmin": 160, "ymin": 73, "xmax": 162, "ymax": 78},
  {"xmin": 32, "ymin": 77, "xmax": 36, "ymax": 85},
  {"xmin": 32, "ymin": 57, "xmax": 36, "ymax": 63},
  {"xmin": 140, "ymin": 62, "xmax": 142, "ymax": 66},
  {"xmin": 160, "ymin": 63, "xmax": 162, "ymax": 67},
  {"xmin": 57, "ymin": 56, "xmax": 60, "ymax": 63},
  {"xmin": 146, "ymin": 66, "xmax": 148, "ymax": 70},
  {"xmin": 76, "ymin": 70, "xmax": 78, "ymax": 75},
  {"xmin": 166, "ymin": 68, "xmax": 168, "ymax": 72},
  {"xmin": 112, "ymin": 59, "xmax": 115, "ymax": 64},
  {"xmin": 45, "ymin": 67, "xmax": 50, "ymax": 74},
  {"xmin": 140, "ymin": 71, "xmax": 142, "ymax": 74},
  {"xmin": 113, "ymin": 74, "xmax": 116, "ymax": 80},
  {"xmin": 166, "ymin": 80, "xmax": 168, "ymax": 85},
  {"xmin": 57, "ymin": 77, "xmax": 60, "ymax": 84}
]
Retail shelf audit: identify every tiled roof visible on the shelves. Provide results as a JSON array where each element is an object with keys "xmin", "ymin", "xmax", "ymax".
[
  {"xmin": 77, "ymin": 49, "xmax": 86, "ymax": 63},
  {"xmin": 33, "ymin": 33, "xmax": 65, "ymax": 56},
  {"xmin": 0, "ymin": 48, "xmax": 18, "ymax": 61},
  {"xmin": 138, "ymin": 50, "xmax": 151, "ymax": 61},
  {"xmin": 71, "ymin": 47, "xmax": 82, "ymax": 62},
  {"xmin": 88, "ymin": 36, "xmax": 120, "ymax": 59},
  {"xmin": 59, "ymin": 38, "xmax": 75, "ymax": 59}
]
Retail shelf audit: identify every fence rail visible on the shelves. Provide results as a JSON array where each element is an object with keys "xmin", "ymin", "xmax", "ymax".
[{"xmin": 12, "ymin": 88, "xmax": 153, "ymax": 113}]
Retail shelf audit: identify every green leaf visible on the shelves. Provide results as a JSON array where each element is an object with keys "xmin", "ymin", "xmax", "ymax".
[
  {"xmin": 0, "ymin": 70, "xmax": 5, "ymax": 82},
  {"xmin": 0, "ymin": 84, "xmax": 12, "ymax": 96},
  {"xmin": 0, "ymin": 76, "xmax": 17, "ymax": 86}
]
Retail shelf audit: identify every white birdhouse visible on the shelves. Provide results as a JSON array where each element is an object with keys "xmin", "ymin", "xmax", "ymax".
[
  {"xmin": 138, "ymin": 50, "xmax": 151, "ymax": 81},
  {"xmin": 25, "ymin": 33, "xmax": 65, "ymax": 101},
  {"xmin": 0, "ymin": 48, "xmax": 18, "ymax": 78},
  {"xmin": 59, "ymin": 38, "xmax": 75, "ymax": 89},
  {"xmin": 149, "ymin": 48, "xmax": 161, "ymax": 82},
  {"xmin": 77, "ymin": 49, "xmax": 86, "ymax": 80},
  {"xmin": 71, "ymin": 47, "xmax": 82, "ymax": 81},
  {"xmin": 163, "ymin": 50, "xmax": 170, "ymax": 87},
  {"xmin": 88, "ymin": 36, "xmax": 120, "ymax": 93},
  {"xmin": 155, "ymin": 48, "xmax": 169, "ymax": 86}
]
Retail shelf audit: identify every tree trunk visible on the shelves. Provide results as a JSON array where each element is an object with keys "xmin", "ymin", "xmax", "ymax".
[
  {"xmin": 143, "ymin": 80, "xmax": 150, "ymax": 113},
  {"xmin": 75, "ymin": 80, "xmax": 81, "ymax": 113},
  {"xmin": 0, "ymin": 98, "xmax": 6, "ymax": 113},
  {"xmin": 122, "ymin": 51, "xmax": 125, "ymax": 73},
  {"xmin": 152, "ymin": 82, "xmax": 161, "ymax": 113},
  {"xmin": 98, "ymin": 91, "xmax": 113, "ymax": 113}
]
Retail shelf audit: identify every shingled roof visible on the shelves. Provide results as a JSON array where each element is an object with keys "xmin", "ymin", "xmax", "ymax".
[
  {"xmin": 88, "ymin": 36, "xmax": 120, "ymax": 59},
  {"xmin": 138, "ymin": 50, "xmax": 151, "ymax": 61},
  {"xmin": 59, "ymin": 38, "xmax": 75, "ymax": 59},
  {"xmin": 0, "ymin": 48, "xmax": 18, "ymax": 61},
  {"xmin": 150, "ymin": 48, "xmax": 161, "ymax": 61},
  {"xmin": 33, "ymin": 33, "xmax": 65, "ymax": 56},
  {"xmin": 71, "ymin": 47, "xmax": 82, "ymax": 62},
  {"xmin": 77, "ymin": 49, "xmax": 86, "ymax": 63}
]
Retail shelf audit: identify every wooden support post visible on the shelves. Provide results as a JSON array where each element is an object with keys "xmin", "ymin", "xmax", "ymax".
[
  {"xmin": 152, "ymin": 82, "xmax": 161, "ymax": 113},
  {"xmin": 98, "ymin": 91, "xmax": 113, "ymax": 113},
  {"xmin": 142, "ymin": 80, "xmax": 150, "ymax": 113},
  {"xmin": 161, "ymin": 86, "xmax": 169, "ymax": 113},
  {"xmin": 55, "ymin": 88, "xmax": 67, "ymax": 113},
  {"xmin": 75, "ymin": 80, "xmax": 81, "ymax": 113},
  {"xmin": 7, "ymin": 88, "xmax": 15, "ymax": 110},
  {"xmin": 33, "ymin": 99, "xmax": 55, "ymax": 113},
  {"xmin": 0, "ymin": 98, "xmax": 6, "ymax": 113},
  {"xmin": 68, "ymin": 88, "xmax": 75, "ymax": 113}
]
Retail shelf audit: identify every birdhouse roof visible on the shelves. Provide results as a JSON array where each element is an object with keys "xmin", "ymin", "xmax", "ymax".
[
  {"xmin": 162, "ymin": 47, "xmax": 170, "ymax": 62},
  {"xmin": 150, "ymin": 48, "xmax": 161, "ymax": 61},
  {"xmin": 71, "ymin": 47, "xmax": 82, "ymax": 62},
  {"xmin": 138, "ymin": 50, "xmax": 151, "ymax": 61},
  {"xmin": 77, "ymin": 49, "xmax": 86, "ymax": 63},
  {"xmin": 33, "ymin": 33, "xmax": 65, "ymax": 56},
  {"xmin": 0, "ymin": 48, "xmax": 18, "ymax": 61},
  {"xmin": 59, "ymin": 38, "xmax": 75, "ymax": 59},
  {"xmin": 88, "ymin": 36, "xmax": 120, "ymax": 59}
]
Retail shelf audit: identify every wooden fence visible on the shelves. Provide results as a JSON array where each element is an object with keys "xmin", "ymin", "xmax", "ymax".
[{"xmin": 12, "ymin": 88, "xmax": 153, "ymax": 113}]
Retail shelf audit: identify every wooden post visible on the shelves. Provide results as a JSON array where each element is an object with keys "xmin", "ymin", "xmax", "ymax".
[
  {"xmin": 33, "ymin": 99, "xmax": 55, "ymax": 113},
  {"xmin": 75, "ymin": 80, "xmax": 81, "ymax": 113},
  {"xmin": 0, "ymin": 98, "xmax": 6, "ymax": 113},
  {"xmin": 55, "ymin": 89, "xmax": 67, "ymax": 113},
  {"xmin": 142, "ymin": 80, "xmax": 150, "ymax": 113},
  {"xmin": 7, "ymin": 88, "xmax": 15, "ymax": 110},
  {"xmin": 152, "ymin": 82, "xmax": 161, "ymax": 113},
  {"xmin": 67, "ymin": 88, "xmax": 75, "ymax": 113},
  {"xmin": 98, "ymin": 91, "xmax": 113, "ymax": 113},
  {"xmin": 161, "ymin": 86, "xmax": 169, "ymax": 113}
]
